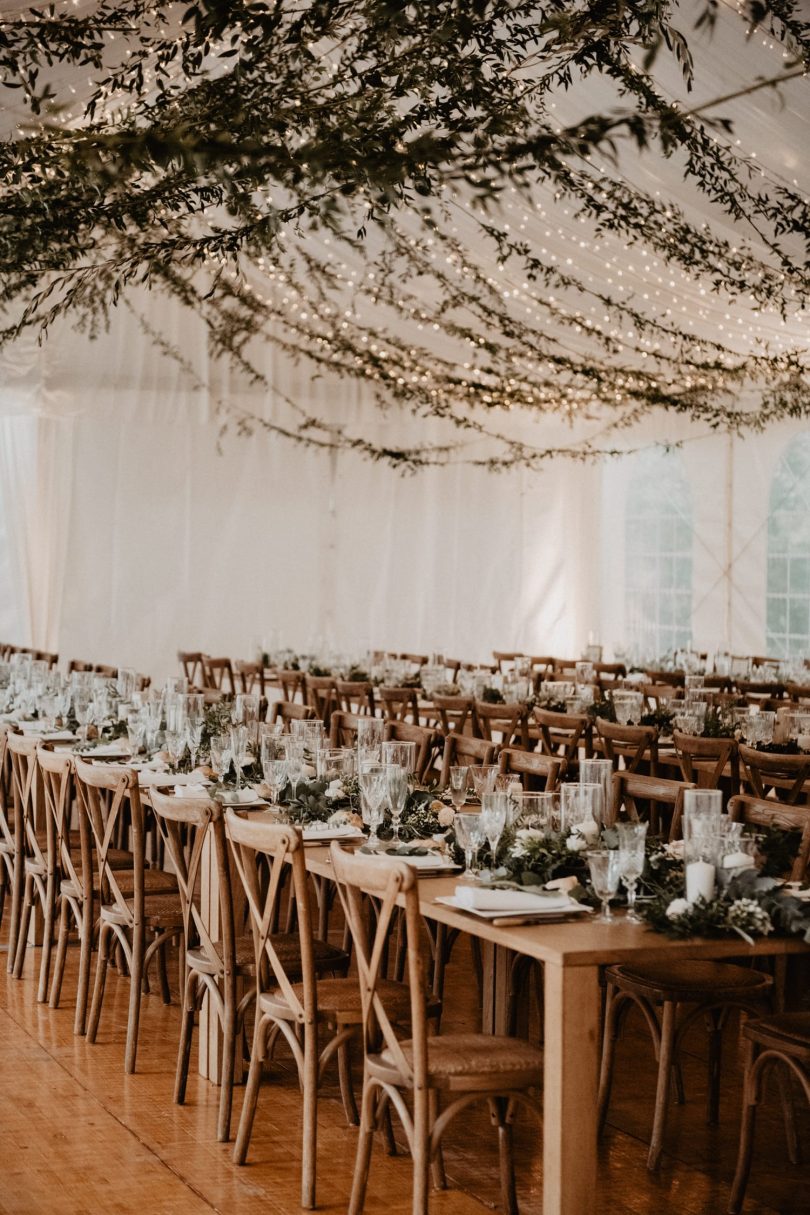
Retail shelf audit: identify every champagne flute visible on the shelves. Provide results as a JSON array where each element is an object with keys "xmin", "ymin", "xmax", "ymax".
[
  {"xmin": 616, "ymin": 822, "xmax": 647, "ymax": 921},
  {"xmin": 385, "ymin": 763, "xmax": 409, "ymax": 843},
  {"xmin": 230, "ymin": 723, "xmax": 249, "ymax": 790},
  {"xmin": 359, "ymin": 762, "xmax": 387, "ymax": 850},
  {"xmin": 209, "ymin": 732, "xmax": 231, "ymax": 780},
  {"xmin": 448, "ymin": 765, "xmax": 468, "ymax": 809},
  {"xmin": 480, "ymin": 792, "xmax": 508, "ymax": 869},
  {"xmin": 454, "ymin": 811, "xmax": 483, "ymax": 875},
  {"xmin": 284, "ymin": 740, "xmax": 305, "ymax": 802},
  {"xmin": 587, "ymin": 850, "xmax": 621, "ymax": 922}
]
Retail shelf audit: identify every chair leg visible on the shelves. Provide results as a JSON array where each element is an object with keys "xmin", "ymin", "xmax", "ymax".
[
  {"xmin": 301, "ymin": 1022, "xmax": 318, "ymax": 1209},
  {"xmin": 86, "ymin": 922, "xmax": 112, "ymax": 1044},
  {"xmin": 411, "ymin": 1088, "xmax": 431, "ymax": 1215},
  {"xmin": 429, "ymin": 1089, "xmax": 447, "ymax": 1191},
  {"xmin": 37, "ymin": 872, "xmax": 57, "ymax": 1004},
  {"xmin": 706, "ymin": 1008, "xmax": 724, "ymax": 1125},
  {"xmin": 73, "ymin": 902, "xmax": 93, "ymax": 1036},
  {"xmin": 729, "ymin": 1042, "xmax": 758, "ymax": 1215},
  {"xmin": 348, "ymin": 1080, "xmax": 377, "ymax": 1215},
  {"xmin": 217, "ymin": 993, "xmax": 238, "ymax": 1145},
  {"xmin": 233, "ymin": 1017, "xmax": 269, "ymax": 1165},
  {"xmin": 597, "ymin": 983, "xmax": 622, "ymax": 1136},
  {"xmin": 174, "ymin": 972, "xmax": 198, "ymax": 1107},
  {"xmin": 49, "ymin": 896, "xmax": 70, "ymax": 1010},
  {"xmin": 0, "ymin": 861, "xmax": 6, "ymax": 933},
  {"xmin": 156, "ymin": 934, "xmax": 171, "ymax": 1005},
  {"xmin": 491, "ymin": 1098, "xmax": 518, "ymax": 1215},
  {"xmin": 124, "ymin": 928, "xmax": 145, "ymax": 1074},
  {"xmin": 11, "ymin": 872, "xmax": 34, "ymax": 979},
  {"xmin": 6, "ymin": 856, "xmax": 23, "ymax": 974},
  {"xmin": 648, "ymin": 1000, "xmax": 677, "ymax": 1171},
  {"xmin": 776, "ymin": 1064, "xmax": 800, "ymax": 1164},
  {"xmin": 338, "ymin": 1036, "xmax": 360, "ymax": 1126}
]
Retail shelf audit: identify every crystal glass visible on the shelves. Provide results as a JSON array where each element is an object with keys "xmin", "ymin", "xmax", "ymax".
[
  {"xmin": 613, "ymin": 691, "xmax": 644, "ymax": 725},
  {"xmin": 356, "ymin": 717, "xmax": 385, "ymax": 752},
  {"xmin": 561, "ymin": 783, "xmax": 603, "ymax": 835},
  {"xmin": 587, "ymin": 850, "xmax": 621, "ymax": 921},
  {"xmin": 448, "ymin": 765, "xmax": 468, "ymax": 809},
  {"xmin": 385, "ymin": 763, "xmax": 409, "ymax": 843},
  {"xmin": 382, "ymin": 740, "xmax": 417, "ymax": 782},
  {"xmin": 164, "ymin": 675, "xmax": 188, "ymax": 697},
  {"xmin": 480, "ymin": 792, "xmax": 509, "ymax": 866},
  {"xmin": 512, "ymin": 791, "xmax": 559, "ymax": 831},
  {"xmin": 165, "ymin": 722, "xmax": 187, "ymax": 768},
  {"xmin": 260, "ymin": 732, "xmax": 288, "ymax": 802},
  {"xmin": 469, "ymin": 764, "xmax": 497, "ymax": 800},
  {"xmin": 746, "ymin": 711, "xmax": 776, "ymax": 746},
  {"xmin": 683, "ymin": 789, "xmax": 723, "ymax": 904},
  {"xmin": 116, "ymin": 667, "xmax": 137, "ymax": 703},
  {"xmin": 616, "ymin": 821, "xmax": 647, "ymax": 921},
  {"xmin": 454, "ymin": 811, "xmax": 484, "ymax": 875},
  {"xmin": 291, "ymin": 718, "xmax": 326, "ymax": 756},
  {"xmin": 316, "ymin": 747, "xmax": 355, "ymax": 783},
  {"xmin": 209, "ymin": 733, "xmax": 232, "ymax": 780},
  {"xmin": 126, "ymin": 707, "xmax": 146, "ymax": 756},
  {"xmin": 230, "ymin": 723, "xmax": 249, "ymax": 790},
  {"xmin": 579, "ymin": 759, "xmax": 613, "ymax": 825},
  {"xmin": 359, "ymin": 762, "xmax": 388, "ymax": 850},
  {"xmin": 284, "ymin": 739, "xmax": 306, "ymax": 800},
  {"xmin": 233, "ymin": 693, "xmax": 260, "ymax": 750},
  {"xmin": 73, "ymin": 692, "xmax": 93, "ymax": 743}
]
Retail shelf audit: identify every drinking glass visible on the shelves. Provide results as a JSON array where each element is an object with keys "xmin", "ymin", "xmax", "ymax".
[
  {"xmin": 385, "ymin": 763, "xmax": 409, "ymax": 843},
  {"xmin": 184, "ymin": 693, "xmax": 205, "ymax": 768},
  {"xmin": 561, "ymin": 783, "xmax": 603, "ymax": 835},
  {"xmin": 359, "ymin": 763, "xmax": 388, "ymax": 850},
  {"xmin": 74, "ymin": 692, "xmax": 93, "ymax": 743},
  {"xmin": 448, "ymin": 765, "xmax": 468, "ymax": 809},
  {"xmin": 126, "ymin": 707, "xmax": 146, "ymax": 757},
  {"xmin": 166, "ymin": 723, "xmax": 187, "ymax": 768},
  {"xmin": 616, "ymin": 821, "xmax": 647, "ymax": 921},
  {"xmin": 356, "ymin": 718, "xmax": 384, "ymax": 752},
  {"xmin": 164, "ymin": 675, "xmax": 188, "ymax": 697},
  {"xmin": 512, "ymin": 791, "xmax": 558, "ymax": 831},
  {"xmin": 230, "ymin": 723, "xmax": 249, "ymax": 790},
  {"xmin": 469, "ymin": 764, "xmax": 497, "ymax": 800},
  {"xmin": 116, "ymin": 667, "xmax": 137, "ymax": 703},
  {"xmin": 284, "ymin": 740, "xmax": 306, "ymax": 801},
  {"xmin": 260, "ymin": 733, "xmax": 288, "ymax": 802},
  {"xmin": 613, "ymin": 691, "xmax": 644, "ymax": 725},
  {"xmin": 382, "ymin": 740, "xmax": 417, "ymax": 783},
  {"xmin": 233, "ymin": 693, "xmax": 260, "ymax": 750},
  {"xmin": 209, "ymin": 733, "xmax": 232, "ymax": 780},
  {"xmin": 579, "ymin": 759, "xmax": 613, "ymax": 825},
  {"xmin": 587, "ymin": 850, "xmax": 622, "ymax": 921},
  {"xmin": 454, "ymin": 811, "xmax": 484, "ymax": 875},
  {"xmin": 316, "ymin": 747, "xmax": 355, "ymax": 783},
  {"xmin": 480, "ymin": 792, "xmax": 508, "ymax": 867}
]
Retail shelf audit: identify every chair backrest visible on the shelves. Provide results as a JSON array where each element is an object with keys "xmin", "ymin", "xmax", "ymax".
[
  {"xmin": 610, "ymin": 770, "xmax": 695, "ymax": 840},
  {"xmin": 438, "ymin": 733, "xmax": 497, "ymax": 788},
  {"xmin": 727, "ymin": 794, "xmax": 810, "ymax": 882},
  {"xmin": 151, "ymin": 789, "xmax": 236, "ymax": 979},
  {"xmin": 178, "ymin": 650, "xmax": 206, "ymax": 686},
  {"xmin": 595, "ymin": 662, "xmax": 626, "ymax": 684},
  {"xmin": 7, "ymin": 732, "xmax": 48, "ymax": 872},
  {"xmin": 0, "ymin": 726, "xmax": 16, "ymax": 859},
  {"xmin": 329, "ymin": 710, "xmax": 363, "ymax": 748},
  {"xmin": 203, "ymin": 656, "xmax": 235, "ymax": 694},
  {"xmin": 398, "ymin": 653, "xmax": 427, "ymax": 668},
  {"xmin": 268, "ymin": 700, "xmax": 317, "ymax": 729},
  {"xmin": 273, "ymin": 669, "xmax": 306, "ymax": 703},
  {"xmin": 473, "ymin": 701, "xmax": 529, "ymax": 748},
  {"xmin": 225, "ymin": 811, "xmax": 315, "ymax": 1024},
  {"xmin": 431, "ymin": 694, "xmax": 475, "ymax": 736},
  {"xmin": 378, "ymin": 686, "xmax": 421, "ymax": 725},
  {"xmin": 533, "ymin": 708, "xmax": 589, "ymax": 770},
  {"xmin": 330, "ymin": 844, "xmax": 426, "ymax": 1088},
  {"xmin": 67, "ymin": 659, "xmax": 94, "ymax": 674},
  {"xmin": 336, "ymin": 680, "xmax": 375, "ymax": 716},
  {"xmin": 383, "ymin": 721, "xmax": 439, "ymax": 783},
  {"xmin": 94, "ymin": 663, "xmax": 117, "ymax": 678},
  {"xmin": 234, "ymin": 660, "xmax": 265, "ymax": 697},
  {"xmin": 596, "ymin": 720, "xmax": 659, "ymax": 774},
  {"xmin": 74, "ymin": 759, "xmax": 145, "ymax": 924},
  {"xmin": 644, "ymin": 669, "xmax": 684, "ymax": 688},
  {"xmin": 672, "ymin": 730, "xmax": 739, "ymax": 794},
  {"xmin": 304, "ymin": 675, "xmax": 339, "ymax": 725},
  {"xmin": 497, "ymin": 746, "xmax": 560, "ymax": 792},
  {"xmin": 492, "ymin": 651, "xmax": 524, "ymax": 672},
  {"xmin": 641, "ymin": 683, "xmax": 683, "ymax": 710},
  {"xmin": 38, "ymin": 746, "xmax": 88, "ymax": 899},
  {"xmin": 738, "ymin": 744, "xmax": 810, "ymax": 806}
]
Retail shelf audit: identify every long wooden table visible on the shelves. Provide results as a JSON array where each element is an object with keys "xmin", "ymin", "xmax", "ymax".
[{"xmin": 299, "ymin": 845, "xmax": 808, "ymax": 1215}]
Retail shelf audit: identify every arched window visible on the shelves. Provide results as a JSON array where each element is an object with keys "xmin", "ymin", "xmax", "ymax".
[
  {"xmin": 766, "ymin": 434, "xmax": 810, "ymax": 657},
  {"xmin": 624, "ymin": 449, "xmax": 693, "ymax": 658}
]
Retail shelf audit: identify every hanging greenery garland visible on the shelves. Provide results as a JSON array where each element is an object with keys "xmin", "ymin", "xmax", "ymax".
[{"xmin": 0, "ymin": 1, "xmax": 808, "ymax": 469}]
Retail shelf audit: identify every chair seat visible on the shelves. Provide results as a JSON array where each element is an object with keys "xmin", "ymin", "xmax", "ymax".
[
  {"xmin": 371, "ymin": 1032, "xmax": 544, "ymax": 1092},
  {"xmin": 607, "ymin": 960, "xmax": 772, "ymax": 1002},
  {"xmin": 95, "ymin": 867, "xmax": 178, "ymax": 897},
  {"xmin": 187, "ymin": 934, "xmax": 257, "ymax": 977},
  {"xmin": 260, "ymin": 975, "xmax": 412, "ymax": 1025},
  {"xmin": 100, "ymin": 891, "xmax": 183, "ymax": 928},
  {"xmin": 743, "ymin": 1012, "xmax": 810, "ymax": 1055}
]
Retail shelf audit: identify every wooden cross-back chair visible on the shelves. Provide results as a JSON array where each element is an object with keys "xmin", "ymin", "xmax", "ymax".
[
  {"xmin": 304, "ymin": 675, "xmax": 339, "ymax": 727},
  {"xmin": 641, "ymin": 683, "xmax": 683, "ymax": 711},
  {"xmin": 595, "ymin": 662, "xmax": 627, "ymax": 687},
  {"xmin": 438, "ymin": 733, "xmax": 497, "ymax": 789},
  {"xmin": 75, "ymin": 760, "xmax": 181, "ymax": 1073},
  {"xmin": 378, "ymin": 686, "xmax": 421, "ymax": 725},
  {"xmin": 738, "ymin": 744, "xmax": 810, "ymax": 806},
  {"xmin": 383, "ymin": 721, "xmax": 440, "ymax": 784},
  {"xmin": 532, "ymin": 708, "xmax": 591, "ymax": 776},
  {"xmin": 596, "ymin": 720, "xmax": 659, "ymax": 775},
  {"xmin": 150, "ymin": 789, "xmax": 256, "ymax": 1143},
  {"xmin": 330, "ymin": 844, "xmax": 543, "ymax": 1215},
  {"xmin": 268, "ymin": 699, "xmax": 317, "ymax": 730},
  {"xmin": 0, "ymin": 725, "xmax": 19, "ymax": 949},
  {"xmin": 473, "ymin": 701, "xmax": 529, "ymax": 749},
  {"xmin": 234, "ymin": 659, "xmax": 266, "ymax": 697},
  {"xmin": 225, "ymin": 811, "xmax": 362, "ymax": 1207},
  {"xmin": 6, "ymin": 732, "xmax": 53, "ymax": 989},
  {"xmin": 497, "ymin": 746, "xmax": 561, "ymax": 793},
  {"xmin": 727, "ymin": 794, "xmax": 810, "ymax": 882},
  {"xmin": 178, "ymin": 650, "xmax": 206, "ymax": 687},
  {"xmin": 431, "ymin": 694, "xmax": 475, "ymax": 737},
  {"xmin": 609, "ymin": 770, "xmax": 694, "ymax": 840},
  {"xmin": 398, "ymin": 652, "xmax": 428, "ymax": 668},
  {"xmin": 492, "ymin": 651, "xmax": 525, "ymax": 672},
  {"xmin": 273, "ymin": 668, "xmax": 307, "ymax": 703},
  {"xmin": 329, "ymin": 710, "xmax": 363, "ymax": 749},
  {"xmin": 202, "ymin": 655, "xmax": 235, "ymax": 694},
  {"xmin": 336, "ymin": 679, "xmax": 376, "ymax": 716},
  {"xmin": 672, "ymin": 730, "xmax": 739, "ymax": 799}
]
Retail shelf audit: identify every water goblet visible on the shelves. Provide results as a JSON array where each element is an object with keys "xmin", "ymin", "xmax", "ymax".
[
  {"xmin": 587, "ymin": 850, "xmax": 622, "ymax": 922},
  {"xmin": 359, "ymin": 762, "xmax": 387, "ymax": 850},
  {"xmin": 454, "ymin": 811, "xmax": 484, "ymax": 875},
  {"xmin": 616, "ymin": 821, "xmax": 647, "ymax": 921}
]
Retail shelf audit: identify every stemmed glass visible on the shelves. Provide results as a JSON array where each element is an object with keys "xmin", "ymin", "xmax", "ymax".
[
  {"xmin": 260, "ymin": 732, "xmax": 288, "ymax": 804},
  {"xmin": 233, "ymin": 693, "xmax": 260, "ymax": 753},
  {"xmin": 356, "ymin": 717, "xmax": 384, "ymax": 765},
  {"xmin": 448, "ymin": 765, "xmax": 468, "ymax": 810},
  {"xmin": 74, "ymin": 691, "xmax": 93, "ymax": 744},
  {"xmin": 230, "ymin": 723, "xmax": 249, "ymax": 790},
  {"xmin": 382, "ymin": 740, "xmax": 417, "ymax": 787},
  {"xmin": 359, "ymin": 763, "xmax": 388, "ymax": 850},
  {"xmin": 469, "ymin": 764, "xmax": 497, "ymax": 801},
  {"xmin": 480, "ymin": 792, "xmax": 508, "ymax": 869},
  {"xmin": 454, "ymin": 812, "xmax": 484, "ymax": 876},
  {"xmin": 616, "ymin": 822, "xmax": 647, "ymax": 921},
  {"xmin": 185, "ymin": 693, "xmax": 205, "ymax": 769},
  {"xmin": 385, "ymin": 763, "xmax": 409, "ymax": 844},
  {"xmin": 209, "ymin": 733, "xmax": 232, "ymax": 781},
  {"xmin": 284, "ymin": 739, "xmax": 305, "ymax": 802},
  {"xmin": 126, "ymin": 707, "xmax": 146, "ymax": 757},
  {"xmin": 587, "ymin": 850, "xmax": 622, "ymax": 922}
]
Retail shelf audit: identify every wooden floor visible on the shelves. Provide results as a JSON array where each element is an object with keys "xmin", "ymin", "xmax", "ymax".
[{"xmin": 0, "ymin": 922, "xmax": 807, "ymax": 1215}]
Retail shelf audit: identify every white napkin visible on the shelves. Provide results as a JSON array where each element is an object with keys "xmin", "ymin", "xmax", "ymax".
[
  {"xmin": 453, "ymin": 886, "xmax": 572, "ymax": 913},
  {"xmin": 302, "ymin": 823, "xmax": 363, "ymax": 841},
  {"xmin": 218, "ymin": 787, "xmax": 262, "ymax": 804},
  {"xmin": 174, "ymin": 783, "xmax": 209, "ymax": 799},
  {"xmin": 89, "ymin": 741, "xmax": 131, "ymax": 756}
]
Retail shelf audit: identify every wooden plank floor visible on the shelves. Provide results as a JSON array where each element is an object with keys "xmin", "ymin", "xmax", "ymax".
[{"xmin": 0, "ymin": 925, "xmax": 807, "ymax": 1214}]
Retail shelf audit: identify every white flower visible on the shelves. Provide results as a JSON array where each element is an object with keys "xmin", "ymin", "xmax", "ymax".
[
  {"xmin": 664, "ymin": 840, "xmax": 685, "ymax": 861},
  {"xmin": 665, "ymin": 897, "xmax": 689, "ymax": 920},
  {"xmin": 328, "ymin": 808, "xmax": 363, "ymax": 829},
  {"xmin": 545, "ymin": 875, "xmax": 580, "ymax": 895},
  {"xmin": 302, "ymin": 763, "xmax": 316, "ymax": 780},
  {"xmin": 576, "ymin": 817, "xmax": 600, "ymax": 845},
  {"xmin": 566, "ymin": 833, "xmax": 588, "ymax": 853},
  {"xmin": 437, "ymin": 806, "xmax": 455, "ymax": 828},
  {"xmin": 516, "ymin": 828, "xmax": 547, "ymax": 844},
  {"xmin": 325, "ymin": 779, "xmax": 344, "ymax": 801}
]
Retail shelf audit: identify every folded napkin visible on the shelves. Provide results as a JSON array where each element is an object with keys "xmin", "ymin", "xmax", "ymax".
[
  {"xmin": 175, "ymin": 783, "xmax": 209, "ymax": 799},
  {"xmin": 302, "ymin": 823, "xmax": 363, "ymax": 840},
  {"xmin": 218, "ymin": 787, "xmax": 262, "ymax": 804},
  {"xmin": 453, "ymin": 886, "xmax": 572, "ymax": 913},
  {"xmin": 88, "ymin": 741, "xmax": 130, "ymax": 756},
  {"xmin": 37, "ymin": 729, "xmax": 76, "ymax": 741}
]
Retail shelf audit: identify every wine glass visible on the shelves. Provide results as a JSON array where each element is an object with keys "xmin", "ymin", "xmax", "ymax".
[
  {"xmin": 260, "ymin": 733, "xmax": 288, "ymax": 803},
  {"xmin": 126, "ymin": 707, "xmax": 146, "ymax": 757},
  {"xmin": 356, "ymin": 717, "xmax": 384, "ymax": 764},
  {"xmin": 359, "ymin": 762, "xmax": 387, "ymax": 850},
  {"xmin": 480, "ymin": 792, "xmax": 508, "ymax": 869},
  {"xmin": 587, "ymin": 850, "xmax": 622, "ymax": 922},
  {"xmin": 385, "ymin": 763, "xmax": 409, "ymax": 843},
  {"xmin": 230, "ymin": 723, "xmax": 249, "ymax": 790},
  {"xmin": 382, "ymin": 740, "xmax": 417, "ymax": 786},
  {"xmin": 209, "ymin": 732, "xmax": 232, "ymax": 780},
  {"xmin": 73, "ymin": 691, "xmax": 93, "ymax": 744},
  {"xmin": 616, "ymin": 822, "xmax": 647, "ymax": 921},
  {"xmin": 233, "ymin": 693, "xmax": 260, "ymax": 751},
  {"xmin": 184, "ymin": 693, "xmax": 205, "ymax": 769},
  {"xmin": 469, "ymin": 764, "xmax": 497, "ymax": 801},
  {"xmin": 284, "ymin": 739, "xmax": 305, "ymax": 802},
  {"xmin": 448, "ymin": 765, "xmax": 468, "ymax": 809},
  {"xmin": 454, "ymin": 811, "xmax": 484, "ymax": 875}
]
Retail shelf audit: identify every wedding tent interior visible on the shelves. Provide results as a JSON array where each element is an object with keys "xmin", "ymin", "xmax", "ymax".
[{"xmin": 1, "ymin": 3, "xmax": 809, "ymax": 1215}]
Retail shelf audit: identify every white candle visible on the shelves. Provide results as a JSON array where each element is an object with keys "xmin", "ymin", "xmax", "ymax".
[
  {"xmin": 722, "ymin": 850, "xmax": 756, "ymax": 870},
  {"xmin": 686, "ymin": 860, "xmax": 715, "ymax": 904},
  {"xmin": 798, "ymin": 734, "xmax": 810, "ymax": 752}
]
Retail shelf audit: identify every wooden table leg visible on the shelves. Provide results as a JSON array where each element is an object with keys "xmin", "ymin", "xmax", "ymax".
[
  {"xmin": 542, "ymin": 961, "xmax": 600, "ymax": 1215},
  {"xmin": 480, "ymin": 941, "xmax": 512, "ymax": 1035}
]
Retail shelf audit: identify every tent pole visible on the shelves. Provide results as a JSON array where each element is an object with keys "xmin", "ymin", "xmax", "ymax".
[{"xmin": 724, "ymin": 432, "xmax": 734, "ymax": 651}]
